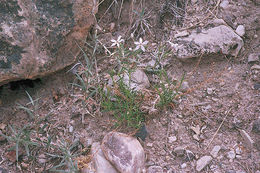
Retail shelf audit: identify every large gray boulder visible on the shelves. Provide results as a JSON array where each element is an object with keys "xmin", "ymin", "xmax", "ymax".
[
  {"xmin": 0, "ymin": 0, "xmax": 98, "ymax": 86},
  {"xmin": 170, "ymin": 25, "xmax": 244, "ymax": 59}
]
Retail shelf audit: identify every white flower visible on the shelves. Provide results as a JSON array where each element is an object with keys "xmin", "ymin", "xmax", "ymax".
[
  {"xmin": 111, "ymin": 35, "xmax": 124, "ymax": 48},
  {"xmin": 134, "ymin": 38, "xmax": 148, "ymax": 52}
]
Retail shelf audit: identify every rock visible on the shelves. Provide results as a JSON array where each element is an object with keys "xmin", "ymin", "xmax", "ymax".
[
  {"xmin": 180, "ymin": 163, "xmax": 187, "ymax": 169},
  {"xmin": 147, "ymin": 166, "xmax": 163, "ymax": 173},
  {"xmin": 210, "ymin": 145, "xmax": 221, "ymax": 158},
  {"xmin": 225, "ymin": 170, "xmax": 236, "ymax": 173},
  {"xmin": 101, "ymin": 132, "xmax": 145, "ymax": 173},
  {"xmin": 251, "ymin": 64, "xmax": 260, "ymax": 70},
  {"xmin": 91, "ymin": 142, "xmax": 118, "ymax": 173},
  {"xmin": 248, "ymin": 53, "xmax": 260, "ymax": 63},
  {"xmin": 168, "ymin": 136, "xmax": 177, "ymax": 143},
  {"xmin": 254, "ymin": 83, "xmax": 260, "ymax": 90},
  {"xmin": 147, "ymin": 143, "xmax": 153, "ymax": 147},
  {"xmin": 123, "ymin": 69, "xmax": 150, "ymax": 91},
  {"xmin": 174, "ymin": 31, "xmax": 189, "ymax": 38},
  {"xmin": 235, "ymin": 25, "xmax": 245, "ymax": 37},
  {"xmin": 171, "ymin": 25, "xmax": 243, "ymax": 59},
  {"xmin": 252, "ymin": 118, "xmax": 260, "ymax": 134},
  {"xmin": 220, "ymin": 0, "xmax": 229, "ymax": 9},
  {"xmin": 184, "ymin": 150, "xmax": 195, "ymax": 161},
  {"xmin": 0, "ymin": 0, "xmax": 98, "ymax": 86},
  {"xmin": 181, "ymin": 81, "xmax": 189, "ymax": 92},
  {"xmin": 207, "ymin": 88, "xmax": 214, "ymax": 95},
  {"xmin": 0, "ymin": 167, "xmax": 8, "ymax": 173},
  {"xmin": 196, "ymin": 155, "xmax": 213, "ymax": 172},
  {"xmin": 173, "ymin": 146, "xmax": 185, "ymax": 157},
  {"xmin": 239, "ymin": 130, "xmax": 254, "ymax": 149},
  {"xmin": 191, "ymin": 0, "xmax": 198, "ymax": 4},
  {"xmin": 38, "ymin": 154, "xmax": 47, "ymax": 164},
  {"xmin": 227, "ymin": 149, "xmax": 236, "ymax": 160},
  {"xmin": 135, "ymin": 124, "xmax": 148, "ymax": 141}
]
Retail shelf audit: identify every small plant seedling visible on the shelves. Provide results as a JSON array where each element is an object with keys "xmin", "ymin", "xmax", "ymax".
[
  {"xmin": 101, "ymin": 78, "xmax": 144, "ymax": 129},
  {"xmin": 0, "ymin": 124, "xmax": 39, "ymax": 162}
]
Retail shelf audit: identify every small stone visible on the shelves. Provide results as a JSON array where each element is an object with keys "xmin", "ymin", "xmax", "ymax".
[
  {"xmin": 235, "ymin": 25, "xmax": 245, "ymax": 37},
  {"xmin": 174, "ymin": 31, "xmax": 189, "ymax": 38},
  {"xmin": 207, "ymin": 88, "xmax": 214, "ymax": 95},
  {"xmin": 181, "ymin": 81, "xmax": 189, "ymax": 92},
  {"xmin": 168, "ymin": 136, "xmax": 177, "ymax": 143},
  {"xmin": 253, "ymin": 83, "xmax": 260, "ymax": 90},
  {"xmin": 185, "ymin": 150, "xmax": 195, "ymax": 161},
  {"xmin": 147, "ymin": 166, "xmax": 163, "ymax": 173},
  {"xmin": 173, "ymin": 146, "xmax": 185, "ymax": 157},
  {"xmin": 235, "ymin": 146, "xmax": 242, "ymax": 155},
  {"xmin": 69, "ymin": 125, "xmax": 74, "ymax": 133},
  {"xmin": 147, "ymin": 143, "xmax": 153, "ymax": 147},
  {"xmin": 248, "ymin": 53, "xmax": 260, "ymax": 63},
  {"xmin": 210, "ymin": 145, "xmax": 221, "ymax": 158},
  {"xmin": 181, "ymin": 163, "xmax": 187, "ymax": 169},
  {"xmin": 38, "ymin": 154, "xmax": 47, "ymax": 164},
  {"xmin": 239, "ymin": 130, "xmax": 254, "ymax": 149},
  {"xmin": 226, "ymin": 170, "xmax": 236, "ymax": 173},
  {"xmin": 191, "ymin": 0, "xmax": 198, "ymax": 4},
  {"xmin": 227, "ymin": 149, "xmax": 236, "ymax": 160},
  {"xmin": 196, "ymin": 155, "xmax": 213, "ymax": 172},
  {"xmin": 251, "ymin": 64, "xmax": 260, "ymax": 70},
  {"xmin": 220, "ymin": 0, "xmax": 229, "ymax": 9},
  {"xmin": 252, "ymin": 118, "xmax": 260, "ymax": 134},
  {"xmin": 135, "ymin": 124, "xmax": 148, "ymax": 141}
]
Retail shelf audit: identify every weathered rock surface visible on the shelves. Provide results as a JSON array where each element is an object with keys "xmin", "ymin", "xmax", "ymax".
[
  {"xmin": 0, "ymin": 0, "xmax": 98, "ymax": 86},
  {"xmin": 170, "ymin": 25, "xmax": 244, "ymax": 59},
  {"xmin": 101, "ymin": 132, "xmax": 145, "ymax": 173},
  {"xmin": 91, "ymin": 142, "xmax": 118, "ymax": 173},
  {"xmin": 196, "ymin": 155, "xmax": 212, "ymax": 172},
  {"xmin": 147, "ymin": 166, "xmax": 163, "ymax": 173},
  {"xmin": 123, "ymin": 69, "xmax": 150, "ymax": 91}
]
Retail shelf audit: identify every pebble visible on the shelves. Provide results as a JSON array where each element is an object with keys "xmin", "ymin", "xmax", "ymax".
[
  {"xmin": 173, "ymin": 146, "xmax": 185, "ymax": 157},
  {"xmin": 207, "ymin": 88, "xmax": 214, "ymax": 95},
  {"xmin": 210, "ymin": 145, "xmax": 221, "ymax": 158},
  {"xmin": 252, "ymin": 118, "xmax": 260, "ymax": 134},
  {"xmin": 180, "ymin": 163, "xmax": 187, "ymax": 169},
  {"xmin": 196, "ymin": 155, "xmax": 213, "ymax": 172},
  {"xmin": 235, "ymin": 25, "xmax": 245, "ymax": 37},
  {"xmin": 235, "ymin": 146, "xmax": 242, "ymax": 155},
  {"xmin": 185, "ymin": 150, "xmax": 195, "ymax": 161},
  {"xmin": 239, "ymin": 129, "xmax": 254, "ymax": 149},
  {"xmin": 220, "ymin": 0, "xmax": 229, "ymax": 9},
  {"xmin": 227, "ymin": 149, "xmax": 236, "ymax": 160},
  {"xmin": 147, "ymin": 142, "xmax": 153, "ymax": 147},
  {"xmin": 181, "ymin": 81, "xmax": 189, "ymax": 92},
  {"xmin": 147, "ymin": 166, "xmax": 163, "ymax": 173},
  {"xmin": 168, "ymin": 136, "xmax": 177, "ymax": 143},
  {"xmin": 38, "ymin": 154, "xmax": 47, "ymax": 164},
  {"xmin": 69, "ymin": 125, "xmax": 74, "ymax": 133},
  {"xmin": 248, "ymin": 53, "xmax": 259, "ymax": 63}
]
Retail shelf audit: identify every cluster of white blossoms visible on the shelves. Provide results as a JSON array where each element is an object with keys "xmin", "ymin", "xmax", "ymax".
[{"xmin": 111, "ymin": 36, "xmax": 148, "ymax": 52}]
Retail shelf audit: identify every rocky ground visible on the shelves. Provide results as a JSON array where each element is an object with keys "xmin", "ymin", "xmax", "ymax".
[{"xmin": 0, "ymin": 0, "xmax": 260, "ymax": 172}]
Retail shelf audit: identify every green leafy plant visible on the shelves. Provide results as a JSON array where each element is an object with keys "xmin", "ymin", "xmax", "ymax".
[
  {"xmin": 16, "ymin": 91, "xmax": 40, "ymax": 119},
  {"xmin": 101, "ymin": 78, "xmax": 144, "ymax": 128},
  {"xmin": 0, "ymin": 124, "xmax": 39, "ymax": 162},
  {"xmin": 155, "ymin": 69, "xmax": 185, "ymax": 108},
  {"xmin": 47, "ymin": 140, "xmax": 81, "ymax": 173}
]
